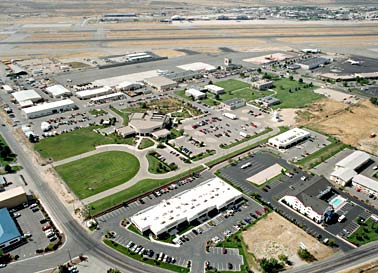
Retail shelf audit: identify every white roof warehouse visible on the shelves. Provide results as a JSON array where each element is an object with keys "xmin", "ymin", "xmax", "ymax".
[
  {"xmin": 130, "ymin": 177, "xmax": 242, "ymax": 236},
  {"xmin": 46, "ymin": 84, "xmax": 72, "ymax": 98},
  {"xmin": 268, "ymin": 128, "xmax": 311, "ymax": 149},
  {"xmin": 23, "ymin": 99, "xmax": 77, "ymax": 119}
]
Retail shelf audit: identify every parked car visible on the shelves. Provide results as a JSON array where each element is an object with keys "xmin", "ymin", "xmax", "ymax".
[{"xmin": 42, "ymin": 224, "xmax": 51, "ymax": 231}]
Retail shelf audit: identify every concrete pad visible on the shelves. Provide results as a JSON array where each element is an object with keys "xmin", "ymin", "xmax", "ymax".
[{"xmin": 247, "ymin": 163, "xmax": 284, "ymax": 185}]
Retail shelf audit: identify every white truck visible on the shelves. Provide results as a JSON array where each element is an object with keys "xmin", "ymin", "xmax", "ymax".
[
  {"xmin": 223, "ymin": 112, "xmax": 237, "ymax": 120},
  {"xmin": 240, "ymin": 131, "xmax": 249, "ymax": 138}
]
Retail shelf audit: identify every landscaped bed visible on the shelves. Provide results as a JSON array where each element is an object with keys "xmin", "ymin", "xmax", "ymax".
[{"xmin": 103, "ymin": 239, "xmax": 189, "ymax": 273}]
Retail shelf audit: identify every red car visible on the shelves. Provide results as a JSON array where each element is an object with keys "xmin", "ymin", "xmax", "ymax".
[
  {"xmin": 255, "ymin": 210, "xmax": 262, "ymax": 216},
  {"xmin": 42, "ymin": 224, "xmax": 51, "ymax": 231}
]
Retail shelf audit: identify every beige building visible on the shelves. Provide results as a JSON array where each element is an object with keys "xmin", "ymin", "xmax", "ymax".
[
  {"xmin": 0, "ymin": 186, "xmax": 28, "ymax": 208},
  {"xmin": 144, "ymin": 76, "xmax": 177, "ymax": 91}
]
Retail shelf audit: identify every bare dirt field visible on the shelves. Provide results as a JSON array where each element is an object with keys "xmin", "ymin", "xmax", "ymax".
[
  {"xmin": 242, "ymin": 212, "xmax": 334, "ymax": 268},
  {"xmin": 296, "ymin": 99, "xmax": 378, "ymax": 154}
]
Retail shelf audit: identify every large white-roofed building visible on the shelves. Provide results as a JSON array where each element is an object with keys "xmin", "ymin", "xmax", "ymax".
[
  {"xmin": 76, "ymin": 86, "xmax": 113, "ymax": 100},
  {"xmin": 93, "ymin": 70, "xmax": 159, "ymax": 87},
  {"xmin": 268, "ymin": 128, "xmax": 311, "ymax": 149},
  {"xmin": 90, "ymin": 92, "xmax": 126, "ymax": 104},
  {"xmin": 23, "ymin": 99, "xmax": 77, "ymax": 119},
  {"xmin": 335, "ymin": 151, "xmax": 370, "ymax": 171},
  {"xmin": 12, "ymin": 90, "xmax": 42, "ymax": 104},
  {"xmin": 205, "ymin": 84, "xmax": 225, "ymax": 95},
  {"xmin": 130, "ymin": 177, "xmax": 243, "ymax": 237},
  {"xmin": 185, "ymin": 88, "xmax": 206, "ymax": 100},
  {"xmin": 177, "ymin": 62, "xmax": 216, "ymax": 72},
  {"xmin": 352, "ymin": 174, "xmax": 378, "ymax": 196},
  {"xmin": 116, "ymin": 81, "xmax": 143, "ymax": 91},
  {"xmin": 46, "ymin": 84, "xmax": 72, "ymax": 98},
  {"xmin": 330, "ymin": 150, "xmax": 371, "ymax": 186}
]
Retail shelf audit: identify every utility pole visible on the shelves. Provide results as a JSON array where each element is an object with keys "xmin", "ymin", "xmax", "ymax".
[{"xmin": 68, "ymin": 249, "xmax": 72, "ymax": 265}]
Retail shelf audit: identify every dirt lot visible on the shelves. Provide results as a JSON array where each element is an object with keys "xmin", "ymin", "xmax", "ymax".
[
  {"xmin": 242, "ymin": 212, "xmax": 334, "ymax": 267},
  {"xmin": 296, "ymin": 99, "xmax": 378, "ymax": 154}
]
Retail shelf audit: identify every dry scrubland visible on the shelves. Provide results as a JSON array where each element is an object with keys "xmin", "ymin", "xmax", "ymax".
[
  {"xmin": 242, "ymin": 213, "xmax": 334, "ymax": 264},
  {"xmin": 296, "ymin": 99, "xmax": 378, "ymax": 154}
]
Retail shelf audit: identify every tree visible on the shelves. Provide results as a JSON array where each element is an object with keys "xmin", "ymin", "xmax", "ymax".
[
  {"xmin": 107, "ymin": 269, "xmax": 121, "ymax": 273},
  {"xmin": 289, "ymin": 75, "xmax": 294, "ymax": 80},
  {"xmin": 4, "ymin": 165, "xmax": 12, "ymax": 173},
  {"xmin": 260, "ymin": 257, "xmax": 283, "ymax": 273},
  {"xmin": 297, "ymin": 248, "xmax": 316, "ymax": 262},
  {"xmin": 299, "ymin": 78, "xmax": 304, "ymax": 83},
  {"xmin": 370, "ymin": 97, "xmax": 378, "ymax": 105},
  {"xmin": 257, "ymin": 67, "xmax": 262, "ymax": 73},
  {"xmin": 278, "ymin": 254, "xmax": 288, "ymax": 263}
]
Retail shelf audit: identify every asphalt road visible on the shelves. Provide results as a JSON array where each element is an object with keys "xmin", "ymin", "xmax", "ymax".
[
  {"xmin": 1, "ymin": 33, "xmax": 378, "ymax": 45},
  {"xmin": 0, "ymin": 125, "xmax": 171, "ymax": 273},
  {"xmin": 287, "ymin": 241, "xmax": 378, "ymax": 273}
]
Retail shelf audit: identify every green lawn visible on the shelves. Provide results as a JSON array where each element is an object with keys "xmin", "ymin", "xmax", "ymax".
[
  {"xmin": 191, "ymin": 150, "xmax": 216, "ymax": 162},
  {"xmin": 348, "ymin": 218, "xmax": 378, "ymax": 246},
  {"xmin": 104, "ymin": 239, "xmax": 189, "ymax": 273},
  {"xmin": 146, "ymin": 153, "xmax": 171, "ymax": 174},
  {"xmin": 109, "ymin": 106, "xmax": 129, "ymax": 125},
  {"xmin": 272, "ymin": 78, "xmax": 322, "ymax": 109},
  {"xmin": 89, "ymin": 109, "xmax": 107, "ymax": 116},
  {"xmin": 55, "ymin": 151, "xmax": 140, "ymax": 199},
  {"xmin": 296, "ymin": 138, "xmax": 348, "ymax": 170},
  {"xmin": 214, "ymin": 79, "xmax": 249, "ymax": 92},
  {"xmin": 89, "ymin": 166, "xmax": 204, "ymax": 215},
  {"xmin": 220, "ymin": 128, "xmax": 273, "ymax": 149},
  {"xmin": 35, "ymin": 126, "xmax": 135, "ymax": 161},
  {"xmin": 138, "ymin": 138, "xmax": 155, "ymax": 150}
]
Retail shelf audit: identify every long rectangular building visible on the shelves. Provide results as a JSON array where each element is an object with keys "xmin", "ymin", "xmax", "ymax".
[
  {"xmin": 76, "ymin": 86, "xmax": 113, "ymax": 100},
  {"xmin": 268, "ymin": 128, "xmax": 310, "ymax": 149},
  {"xmin": 23, "ymin": 99, "xmax": 77, "ymax": 119},
  {"xmin": 130, "ymin": 177, "xmax": 242, "ymax": 236}
]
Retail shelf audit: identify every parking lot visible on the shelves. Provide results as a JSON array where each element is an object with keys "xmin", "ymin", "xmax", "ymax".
[
  {"xmin": 94, "ymin": 171, "xmax": 265, "ymax": 273},
  {"xmin": 7, "ymin": 204, "xmax": 51, "ymax": 259},
  {"xmin": 279, "ymin": 129, "xmax": 331, "ymax": 162},
  {"xmin": 179, "ymin": 106, "xmax": 271, "ymax": 152}
]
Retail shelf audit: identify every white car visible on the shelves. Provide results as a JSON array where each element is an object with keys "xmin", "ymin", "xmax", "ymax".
[
  {"xmin": 13, "ymin": 212, "xmax": 21, "ymax": 218},
  {"xmin": 0, "ymin": 264, "xmax": 6, "ymax": 268},
  {"xmin": 23, "ymin": 233, "xmax": 32, "ymax": 239},
  {"xmin": 301, "ymin": 176, "xmax": 307, "ymax": 181}
]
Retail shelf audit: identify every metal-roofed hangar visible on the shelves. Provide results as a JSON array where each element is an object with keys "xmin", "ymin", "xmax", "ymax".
[
  {"xmin": 0, "ymin": 208, "xmax": 22, "ymax": 249},
  {"xmin": 130, "ymin": 177, "xmax": 243, "ymax": 237}
]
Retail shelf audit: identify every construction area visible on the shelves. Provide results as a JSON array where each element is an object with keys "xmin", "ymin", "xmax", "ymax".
[
  {"xmin": 296, "ymin": 99, "xmax": 378, "ymax": 154},
  {"xmin": 242, "ymin": 212, "xmax": 335, "ymax": 270}
]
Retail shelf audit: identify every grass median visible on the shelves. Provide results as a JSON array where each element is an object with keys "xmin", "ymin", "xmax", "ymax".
[
  {"xmin": 89, "ymin": 166, "xmax": 204, "ymax": 215},
  {"xmin": 103, "ymin": 239, "xmax": 189, "ymax": 273},
  {"xmin": 295, "ymin": 138, "xmax": 348, "ymax": 170}
]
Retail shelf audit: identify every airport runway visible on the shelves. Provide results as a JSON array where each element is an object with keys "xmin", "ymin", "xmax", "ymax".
[
  {"xmin": 1, "ymin": 33, "xmax": 378, "ymax": 45},
  {"xmin": 28, "ymin": 24, "xmax": 378, "ymax": 33}
]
